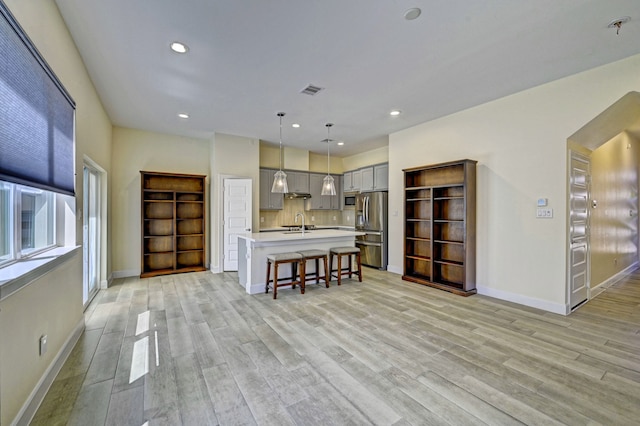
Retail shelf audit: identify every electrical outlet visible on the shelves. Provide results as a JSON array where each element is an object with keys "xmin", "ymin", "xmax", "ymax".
[
  {"xmin": 260, "ymin": 216, "xmax": 264, "ymax": 223},
  {"xmin": 333, "ymin": 216, "xmax": 336, "ymax": 221},
  {"xmin": 39, "ymin": 335, "xmax": 48, "ymax": 356},
  {"xmin": 311, "ymin": 216, "xmax": 315, "ymax": 221}
]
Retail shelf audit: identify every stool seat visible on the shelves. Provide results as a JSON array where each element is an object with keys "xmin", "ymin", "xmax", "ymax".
[
  {"xmin": 265, "ymin": 252, "xmax": 305, "ymax": 299},
  {"xmin": 329, "ymin": 246, "xmax": 363, "ymax": 285},
  {"xmin": 297, "ymin": 249, "xmax": 327, "ymax": 257},
  {"xmin": 267, "ymin": 252, "xmax": 303, "ymax": 261},
  {"xmin": 297, "ymin": 250, "xmax": 330, "ymax": 288},
  {"xmin": 330, "ymin": 246, "xmax": 360, "ymax": 255}
]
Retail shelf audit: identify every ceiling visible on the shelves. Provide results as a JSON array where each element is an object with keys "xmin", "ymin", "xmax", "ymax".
[{"xmin": 54, "ymin": 0, "xmax": 640, "ymax": 157}]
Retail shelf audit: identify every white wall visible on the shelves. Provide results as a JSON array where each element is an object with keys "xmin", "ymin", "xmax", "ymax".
[
  {"xmin": 1, "ymin": 1, "xmax": 112, "ymax": 423},
  {"xmin": 111, "ymin": 127, "xmax": 210, "ymax": 276},
  {"xmin": 210, "ymin": 133, "xmax": 260, "ymax": 272},
  {"xmin": 389, "ymin": 54, "xmax": 640, "ymax": 314}
]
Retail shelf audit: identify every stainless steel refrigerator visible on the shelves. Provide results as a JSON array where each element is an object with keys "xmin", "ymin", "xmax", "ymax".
[{"xmin": 355, "ymin": 191, "xmax": 388, "ymax": 270}]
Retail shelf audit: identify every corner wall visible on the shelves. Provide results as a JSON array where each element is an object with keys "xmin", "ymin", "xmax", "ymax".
[
  {"xmin": 210, "ymin": 133, "xmax": 260, "ymax": 272},
  {"xmin": 1, "ymin": 1, "xmax": 113, "ymax": 423},
  {"xmin": 111, "ymin": 127, "xmax": 210, "ymax": 276},
  {"xmin": 388, "ymin": 53, "xmax": 640, "ymax": 313}
]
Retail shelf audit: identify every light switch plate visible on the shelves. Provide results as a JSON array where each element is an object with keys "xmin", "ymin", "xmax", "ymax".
[{"xmin": 536, "ymin": 208, "xmax": 553, "ymax": 218}]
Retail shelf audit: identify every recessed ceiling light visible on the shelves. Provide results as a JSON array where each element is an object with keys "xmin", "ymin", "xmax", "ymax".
[
  {"xmin": 170, "ymin": 41, "xmax": 189, "ymax": 53},
  {"xmin": 390, "ymin": 110, "xmax": 402, "ymax": 116},
  {"xmin": 177, "ymin": 113, "xmax": 189, "ymax": 119},
  {"xmin": 292, "ymin": 123, "xmax": 300, "ymax": 128},
  {"xmin": 337, "ymin": 142, "xmax": 344, "ymax": 146},
  {"xmin": 404, "ymin": 8, "xmax": 421, "ymax": 21}
]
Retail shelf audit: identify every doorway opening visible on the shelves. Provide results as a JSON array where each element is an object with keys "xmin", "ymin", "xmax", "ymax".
[{"xmin": 567, "ymin": 91, "xmax": 640, "ymax": 312}]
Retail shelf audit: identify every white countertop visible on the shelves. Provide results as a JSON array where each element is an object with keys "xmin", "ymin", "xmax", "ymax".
[
  {"xmin": 241, "ymin": 229, "xmax": 363, "ymax": 243},
  {"xmin": 259, "ymin": 225, "xmax": 356, "ymax": 232}
]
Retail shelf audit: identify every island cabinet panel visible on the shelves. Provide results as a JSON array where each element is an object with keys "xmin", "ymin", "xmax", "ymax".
[
  {"xmin": 402, "ymin": 159, "xmax": 476, "ymax": 296},
  {"xmin": 141, "ymin": 171, "xmax": 206, "ymax": 278}
]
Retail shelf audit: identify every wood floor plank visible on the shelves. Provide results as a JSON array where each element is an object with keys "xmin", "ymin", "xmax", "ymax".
[
  {"xmin": 66, "ymin": 379, "xmax": 113, "ymax": 426},
  {"xmin": 84, "ymin": 331, "xmax": 123, "ymax": 385},
  {"xmin": 32, "ymin": 267, "xmax": 640, "ymax": 426},
  {"xmin": 104, "ymin": 386, "xmax": 144, "ymax": 426},
  {"xmin": 202, "ymin": 363, "xmax": 257, "ymax": 426},
  {"xmin": 173, "ymin": 353, "xmax": 218, "ymax": 425}
]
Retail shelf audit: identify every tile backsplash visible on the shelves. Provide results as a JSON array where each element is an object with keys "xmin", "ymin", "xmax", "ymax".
[{"xmin": 260, "ymin": 198, "xmax": 355, "ymax": 228}]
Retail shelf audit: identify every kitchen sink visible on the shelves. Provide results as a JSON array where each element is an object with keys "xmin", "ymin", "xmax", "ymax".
[{"xmin": 283, "ymin": 231, "xmax": 312, "ymax": 234}]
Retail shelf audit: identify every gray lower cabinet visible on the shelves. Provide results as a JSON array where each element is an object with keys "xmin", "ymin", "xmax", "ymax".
[{"xmin": 259, "ymin": 169, "xmax": 283, "ymax": 210}]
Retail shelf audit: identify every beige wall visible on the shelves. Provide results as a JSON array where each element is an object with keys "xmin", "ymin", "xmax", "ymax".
[
  {"xmin": 210, "ymin": 133, "xmax": 261, "ymax": 272},
  {"xmin": 1, "ymin": 1, "xmax": 112, "ymax": 423},
  {"xmin": 342, "ymin": 144, "xmax": 389, "ymax": 171},
  {"xmin": 111, "ymin": 127, "xmax": 210, "ymax": 275},
  {"xmin": 389, "ymin": 53, "xmax": 640, "ymax": 314},
  {"xmin": 590, "ymin": 131, "xmax": 640, "ymax": 286}
]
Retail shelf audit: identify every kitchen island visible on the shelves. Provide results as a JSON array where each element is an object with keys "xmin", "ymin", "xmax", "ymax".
[{"xmin": 237, "ymin": 229, "xmax": 364, "ymax": 294}]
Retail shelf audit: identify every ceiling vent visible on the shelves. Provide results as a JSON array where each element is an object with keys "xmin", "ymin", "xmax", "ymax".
[{"xmin": 300, "ymin": 84, "xmax": 324, "ymax": 96}]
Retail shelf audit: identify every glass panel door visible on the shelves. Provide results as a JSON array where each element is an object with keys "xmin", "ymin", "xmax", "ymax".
[{"xmin": 83, "ymin": 165, "xmax": 100, "ymax": 306}]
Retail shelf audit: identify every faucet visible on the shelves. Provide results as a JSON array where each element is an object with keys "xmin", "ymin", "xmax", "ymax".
[{"xmin": 295, "ymin": 212, "xmax": 305, "ymax": 235}]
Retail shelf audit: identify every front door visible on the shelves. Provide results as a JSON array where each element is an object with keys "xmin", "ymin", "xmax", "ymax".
[
  {"xmin": 569, "ymin": 151, "xmax": 590, "ymax": 310},
  {"xmin": 223, "ymin": 178, "xmax": 252, "ymax": 271}
]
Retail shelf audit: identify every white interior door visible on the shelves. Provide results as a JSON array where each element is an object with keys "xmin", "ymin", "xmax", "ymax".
[
  {"xmin": 83, "ymin": 165, "xmax": 100, "ymax": 306},
  {"xmin": 224, "ymin": 178, "xmax": 252, "ymax": 271},
  {"xmin": 569, "ymin": 151, "xmax": 590, "ymax": 310}
]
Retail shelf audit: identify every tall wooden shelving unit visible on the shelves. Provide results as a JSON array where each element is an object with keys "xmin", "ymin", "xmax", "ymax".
[
  {"xmin": 141, "ymin": 171, "xmax": 206, "ymax": 278},
  {"xmin": 403, "ymin": 159, "xmax": 476, "ymax": 296}
]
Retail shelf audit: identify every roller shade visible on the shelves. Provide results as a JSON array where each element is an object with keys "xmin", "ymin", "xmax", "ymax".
[{"xmin": 0, "ymin": 2, "xmax": 75, "ymax": 196}]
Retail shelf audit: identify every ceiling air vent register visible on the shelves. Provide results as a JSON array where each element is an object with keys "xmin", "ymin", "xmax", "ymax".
[{"xmin": 300, "ymin": 84, "xmax": 324, "ymax": 96}]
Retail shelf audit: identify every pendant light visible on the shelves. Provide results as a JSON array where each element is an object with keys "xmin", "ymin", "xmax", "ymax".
[
  {"xmin": 321, "ymin": 123, "xmax": 336, "ymax": 196},
  {"xmin": 271, "ymin": 112, "xmax": 289, "ymax": 193}
]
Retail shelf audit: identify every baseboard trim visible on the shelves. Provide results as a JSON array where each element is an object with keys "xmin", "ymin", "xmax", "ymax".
[
  {"xmin": 386, "ymin": 265, "xmax": 403, "ymax": 275},
  {"xmin": 590, "ymin": 261, "xmax": 638, "ymax": 299},
  {"xmin": 13, "ymin": 317, "xmax": 85, "ymax": 426},
  {"xmin": 476, "ymin": 285, "xmax": 567, "ymax": 315},
  {"xmin": 112, "ymin": 269, "xmax": 139, "ymax": 279}
]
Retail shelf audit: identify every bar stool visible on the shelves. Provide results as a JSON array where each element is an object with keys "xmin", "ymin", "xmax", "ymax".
[
  {"xmin": 329, "ymin": 246, "xmax": 363, "ymax": 285},
  {"xmin": 297, "ymin": 249, "xmax": 330, "ymax": 288},
  {"xmin": 265, "ymin": 252, "xmax": 305, "ymax": 299}
]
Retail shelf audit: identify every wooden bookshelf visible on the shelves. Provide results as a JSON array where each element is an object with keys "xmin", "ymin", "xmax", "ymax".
[
  {"xmin": 402, "ymin": 160, "xmax": 476, "ymax": 296},
  {"xmin": 141, "ymin": 171, "xmax": 206, "ymax": 278}
]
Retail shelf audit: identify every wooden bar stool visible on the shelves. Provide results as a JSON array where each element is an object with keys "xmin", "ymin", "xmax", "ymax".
[
  {"xmin": 297, "ymin": 249, "xmax": 330, "ymax": 288},
  {"xmin": 265, "ymin": 253, "xmax": 305, "ymax": 299},
  {"xmin": 329, "ymin": 246, "xmax": 362, "ymax": 285}
]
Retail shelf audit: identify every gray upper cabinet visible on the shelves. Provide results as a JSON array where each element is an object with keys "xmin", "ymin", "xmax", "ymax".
[
  {"xmin": 307, "ymin": 173, "xmax": 341, "ymax": 210},
  {"xmin": 343, "ymin": 169, "xmax": 361, "ymax": 192},
  {"xmin": 373, "ymin": 163, "xmax": 388, "ymax": 190},
  {"xmin": 259, "ymin": 169, "xmax": 283, "ymax": 210},
  {"xmin": 361, "ymin": 166, "xmax": 374, "ymax": 191},
  {"xmin": 287, "ymin": 171, "xmax": 310, "ymax": 193},
  {"xmin": 344, "ymin": 163, "xmax": 388, "ymax": 193}
]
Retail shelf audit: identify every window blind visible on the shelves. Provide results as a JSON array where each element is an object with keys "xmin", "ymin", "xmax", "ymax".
[{"xmin": 0, "ymin": 2, "xmax": 76, "ymax": 196}]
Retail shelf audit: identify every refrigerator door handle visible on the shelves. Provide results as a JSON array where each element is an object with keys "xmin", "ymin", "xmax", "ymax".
[{"xmin": 356, "ymin": 241, "xmax": 382, "ymax": 246}]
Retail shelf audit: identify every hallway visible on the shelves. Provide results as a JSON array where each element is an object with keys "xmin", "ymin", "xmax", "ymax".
[{"xmin": 32, "ymin": 268, "xmax": 640, "ymax": 425}]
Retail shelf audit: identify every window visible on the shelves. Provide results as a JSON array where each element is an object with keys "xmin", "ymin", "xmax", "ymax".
[
  {"xmin": 0, "ymin": 2, "xmax": 75, "ymax": 276},
  {"xmin": 0, "ymin": 181, "xmax": 56, "ymax": 267}
]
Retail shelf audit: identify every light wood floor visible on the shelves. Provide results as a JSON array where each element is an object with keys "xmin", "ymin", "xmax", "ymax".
[{"xmin": 31, "ymin": 268, "xmax": 640, "ymax": 425}]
